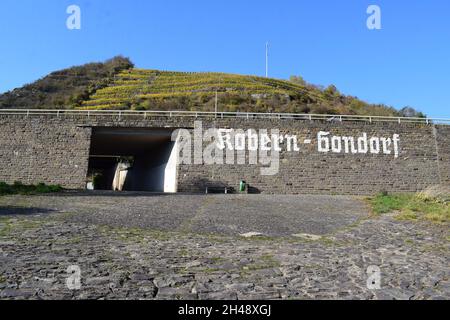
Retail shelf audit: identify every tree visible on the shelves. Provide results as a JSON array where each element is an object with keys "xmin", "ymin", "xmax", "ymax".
[
  {"xmin": 323, "ymin": 85, "xmax": 340, "ymax": 100},
  {"xmin": 104, "ymin": 56, "xmax": 134, "ymax": 75},
  {"xmin": 289, "ymin": 75, "xmax": 306, "ymax": 86},
  {"xmin": 399, "ymin": 106, "xmax": 426, "ymax": 118}
]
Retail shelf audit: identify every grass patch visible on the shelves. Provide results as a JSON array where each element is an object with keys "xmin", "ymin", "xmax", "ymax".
[
  {"xmin": 369, "ymin": 193, "xmax": 449, "ymax": 224},
  {"xmin": 178, "ymin": 249, "xmax": 191, "ymax": 257},
  {"xmin": 210, "ymin": 257, "xmax": 226, "ymax": 263},
  {"xmin": 0, "ymin": 218, "xmax": 44, "ymax": 237},
  {"xmin": 0, "ymin": 222, "xmax": 13, "ymax": 237},
  {"xmin": 242, "ymin": 254, "xmax": 281, "ymax": 272},
  {"xmin": 98, "ymin": 224, "xmax": 176, "ymax": 242},
  {"xmin": 0, "ymin": 182, "xmax": 62, "ymax": 196}
]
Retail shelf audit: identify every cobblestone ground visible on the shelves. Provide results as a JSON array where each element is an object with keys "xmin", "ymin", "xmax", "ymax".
[{"xmin": 0, "ymin": 193, "xmax": 448, "ymax": 300}]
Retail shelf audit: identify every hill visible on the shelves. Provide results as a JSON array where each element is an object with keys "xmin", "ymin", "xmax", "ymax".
[
  {"xmin": 0, "ymin": 56, "xmax": 134, "ymax": 109},
  {"xmin": 0, "ymin": 57, "xmax": 424, "ymax": 117}
]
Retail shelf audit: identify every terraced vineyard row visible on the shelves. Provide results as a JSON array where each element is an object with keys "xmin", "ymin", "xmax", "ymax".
[{"xmin": 79, "ymin": 69, "xmax": 324, "ymax": 110}]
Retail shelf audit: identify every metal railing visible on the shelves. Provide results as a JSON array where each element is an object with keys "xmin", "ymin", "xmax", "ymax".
[{"xmin": 0, "ymin": 109, "xmax": 449, "ymax": 125}]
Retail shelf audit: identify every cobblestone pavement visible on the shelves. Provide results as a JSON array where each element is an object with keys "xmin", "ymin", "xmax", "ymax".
[{"xmin": 0, "ymin": 193, "xmax": 448, "ymax": 300}]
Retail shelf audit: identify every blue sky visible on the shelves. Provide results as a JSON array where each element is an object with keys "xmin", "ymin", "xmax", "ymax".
[{"xmin": 0, "ymin": 0, "xmax": 449, "ymax": 117}]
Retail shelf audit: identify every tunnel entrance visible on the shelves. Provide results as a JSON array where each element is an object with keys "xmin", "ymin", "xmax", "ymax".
[{"xmin": 87, "ymin": 127, "xmax": 178, "ymax": 192}]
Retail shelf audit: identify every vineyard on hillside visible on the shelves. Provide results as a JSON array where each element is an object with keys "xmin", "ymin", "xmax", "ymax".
[
  {"xmin": 78, "ymin": 68, "xmax": 400, "ymax": 116},
  {"xmin": 0, "ymin": 57, "xmax": 423, "ymax": 117}
]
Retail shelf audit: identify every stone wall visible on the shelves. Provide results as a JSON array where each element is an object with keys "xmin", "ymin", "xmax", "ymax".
[
  {"xmin": 434, "ymin": 125, "xmax": 450, "ymax": 185},
  {"xmin": 175, "ymin": 119, "xmax": 443, "ymax": 195},
  {"xmin": 0, "ymin": 114, "xmax": 448, "ymax": 195},
  {"xmin": 0, "ymin": 116, "xmax": 92, "ymax": 189}
]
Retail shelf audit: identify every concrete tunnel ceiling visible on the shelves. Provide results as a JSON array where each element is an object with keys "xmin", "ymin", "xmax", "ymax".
[{"xmin": 89, "ymin": 127, "xmax": 175, "ymax": 156}]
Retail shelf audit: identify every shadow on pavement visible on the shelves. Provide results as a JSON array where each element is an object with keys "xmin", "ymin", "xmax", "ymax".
[
  {"xmin": 0, "ymin": 206, "xmax": 55, "ymax": 216},
  {"xmin": 37, "ymin": 190, "xmax": 227, "ymax": 197}
]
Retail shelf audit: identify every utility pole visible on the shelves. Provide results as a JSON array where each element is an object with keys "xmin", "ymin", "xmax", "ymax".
[
  {"xmin": 265, "ymin": 42, "xmax": 269, "ymax": 78},
  {"xmin": 215, "ymin": 90, "xmax": 218, "ymax": 118}
]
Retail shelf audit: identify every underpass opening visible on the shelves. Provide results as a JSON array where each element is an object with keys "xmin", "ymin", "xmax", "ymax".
[{"xmin": 87, "ymin": 127, "xmax": 178, "ymax": 192}]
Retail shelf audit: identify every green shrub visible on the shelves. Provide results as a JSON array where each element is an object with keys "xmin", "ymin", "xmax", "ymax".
[{"xmin": 0, "ymin": 182, "xmax": 62, "ymax": 196}]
